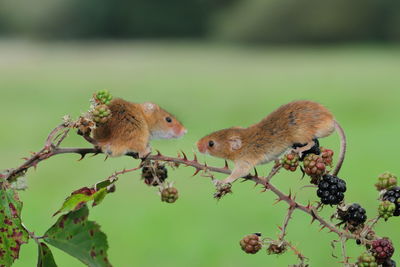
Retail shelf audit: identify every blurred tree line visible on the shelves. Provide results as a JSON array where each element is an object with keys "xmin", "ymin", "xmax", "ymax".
[{"xmin": 0, "ymin": 0, "xmax": 399, "ymax": 43}]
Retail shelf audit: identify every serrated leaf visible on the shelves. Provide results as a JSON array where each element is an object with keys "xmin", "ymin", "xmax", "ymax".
[
  {"xmin": 53, "ymin": 188, "xmax": 108, "ymax": 216},
  {"xmin": 44, "ymin": 205, "xmax": 111, "ymax": 267},
  {"xmin": 37, "ymin": 242, "xmax": 57, "ymax": 267},
  {"xmin": 0, "ymin": 182, "xmax": 29, "ymax": 266}
]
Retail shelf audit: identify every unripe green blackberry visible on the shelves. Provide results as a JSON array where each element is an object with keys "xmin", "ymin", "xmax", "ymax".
[
  {"xmin": 303, "ymin": 153, "xmax": 326, "ymax": 180},
  {"xmin": 280, "ymin": 152, "xmax": 299, "ymax": 172},
  {"xmin": 92, "ymin": 104, "xmax": 112, "ymax": 124},
  {"xmin": 95, "ymin": 89, "xmax": 113, "ymax": 105},
  {"xmin": 382, "ymin": 186, "xmax": 400, "ymax": 216},
  {"xmin": 317, "ymin": 174, "xmax": 346, "ymax": 205},
  {"xmin": 142, "ymin": 163, "xmax": 168, "ymax": 186},
  {"xmin": 338, "ymin": 203, "xmax": 367, "ymax": 229},
  {"xmin": 371, "ymin": 238, "xmax": 394, "ymax": 263},
  {"xmin": 378, "ymin": 201, "xmax": 396, "ymax": 221},
  {"xmin": 357, "ymin": 252, "xmax": 378, "ymax": 267},
  {"xmin": 239, "ymin": 234, "xmax": 262, "ymax": 254},
  {"xmin": 160, "ymin": 186, "xmax": 179, "ymax": 203},
  {"xmin": 375, "ymin": 172, "xmax": 397, "ymax": 191}
]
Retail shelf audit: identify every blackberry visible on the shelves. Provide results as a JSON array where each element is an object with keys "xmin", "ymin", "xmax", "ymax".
[
  {"xmin": 280, "ymin": 152, "xmax": 299, "ymax": 172},
  {"xmin": 239, "ymin": 234, "xmax": 262, "ymax": 254},
  {"xmin": 320, "ymin": 147, "xmax": 334, "ymax": 167},
  {"xmin": 160, "ymin": 186, "xmax": 179, "ymax": 203},
  {"xmin": 383, "ymin": 259, "xmax": 397, "ymax": 267},
  {"xmin": 142, "ymin": 163, "xmax": 168, "ymax": 186},
  {"xmin": 317, "ymin": 174, "xmax": 346, "ymax": 205},
  {"xmin": 378, "ymin": 201, "xmax": 396, "ymax": 221},
  {"xmin": 267, "ymin": 242, "xmax": 287, "ymax": 255},
  {"xmin": 376, "ymin": 172, "xmax": 397, "ymax": 191},
  {"xmin": 92, "ymin": 104, "xmax": 111, "ymax": 124},
  {"xmin": 382, "ymin": 186, "xmax": 400, "ymax": 216},
  {"xmin": 338, "ymin": 203, "xmax": 367, "ymax": 228},
  {"xmin": 357, "ymin": 252, "xmax": 378, "ymax": 267},
  {"xmin": 303, "ymin": 153, "xmax": 326, "ymax": 180},
  {"xmin": 371, "ymin": 238, "xmax": 395, "ymax": 263},
  {"xmin": 95, "ymin": 89, "xmax": 113, "ymax": 105}
]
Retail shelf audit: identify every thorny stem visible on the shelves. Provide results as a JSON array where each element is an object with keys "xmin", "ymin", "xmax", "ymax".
[
  {"xmin": 340, "ymin": 236, "xmax": 350, "ymax": 267},
  {"xmin": 278, "ymin": 206, "xmax": 296, "ymax": 242},
  {"xmin": 0, "ymin": 123, "xmax": 372, "ymax": 266}
]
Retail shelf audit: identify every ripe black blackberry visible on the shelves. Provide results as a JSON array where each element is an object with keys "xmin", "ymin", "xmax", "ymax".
[
  {"xmin": 371, "ymin": 238, "xmax": 395, "ymax": 263},
  {"xmin": 383, "ymin": 259, "xmax": 397, "ymax": 267},
  {"xmin": 338, "ymin": 203, "xmax": 367, "ymax": 227},
  {"xmin": 317, "ymin": 174, "xmax": 346, "ymax": 205},
  {"xmin": 141, "ymin": 163, "xmax": 168, "ymax": 186},
  {"xmin": 383, "ymin": 186, "xmax": 400, "ymax": 216},
  {"xmin": 239, "ymin": 233, "xmax": 262, "ymax": 254}
]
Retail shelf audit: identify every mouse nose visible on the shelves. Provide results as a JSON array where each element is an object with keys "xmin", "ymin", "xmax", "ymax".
[{"xmin": 196, "ymin": 140, "xmax": 206, "ymax": 153}]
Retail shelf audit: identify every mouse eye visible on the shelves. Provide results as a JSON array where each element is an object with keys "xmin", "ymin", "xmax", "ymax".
[
  {"xmin": 165, "ymin": 117, "xmax": 172, "ymax": 123},
  {"xmin": 208, "ymin": 140, "xmax": 214, "ymax": 147}
]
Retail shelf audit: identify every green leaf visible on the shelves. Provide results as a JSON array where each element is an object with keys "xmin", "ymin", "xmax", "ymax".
[
  {"xmin": 0, "ymin": 182, "xmax": 29, "ymax": 266},
  {"xmin": 44, "ymin": 205, "xmax": 111, "ymax": 267},
  {"xmin": 53, "ymin": 188, "xmax": 108, "ymax": 216},
  {"xmin": 37, "ymin": 242, "xmax": 57, "ymax": 267}
]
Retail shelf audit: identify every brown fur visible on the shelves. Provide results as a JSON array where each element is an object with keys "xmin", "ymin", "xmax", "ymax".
[
  {"xmin": 94, "ymin": 98, "xmax": 186, "ymax": 157},
  {"xmin": 197, "ymin": 100, "xmax": 336, "ymax": 184}
]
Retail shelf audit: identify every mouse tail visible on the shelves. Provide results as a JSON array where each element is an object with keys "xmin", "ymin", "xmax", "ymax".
[{"xmin": 332, "ymin": 120, "xmax": 346, "ymax": 176}]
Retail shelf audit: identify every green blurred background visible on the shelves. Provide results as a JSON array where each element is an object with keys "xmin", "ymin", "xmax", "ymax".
[{"xmin": 1, "ymin": 0, "xmax": 400, "ymax": 266}]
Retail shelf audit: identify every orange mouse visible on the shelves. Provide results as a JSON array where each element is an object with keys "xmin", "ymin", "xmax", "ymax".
[{"xmin": 197, "ymin": 100, "xmax": 345, "ymax": 184}]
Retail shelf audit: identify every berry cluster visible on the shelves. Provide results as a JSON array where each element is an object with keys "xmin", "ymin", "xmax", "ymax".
[
  {"xmin": 317, "ymin": 174, "xmax": 346, "ymax": 205},
  {"xmin": 266, "ymin": 242, "xmax": 287, "ymax": 255},
  {"xmin": 337, "ymin": 203, "xmax": 367, "ymax": 230},
  {"xmin": 239, "ymin": 234, "xmax": 262, "ymax": 254},
  {"xmin": 214, "ymin": 183, "xmax": 233, "ymax": 200},
  {"xmin": 382, "ymin": 187, "xmax": 400, "ymax": 216},
  {"xmin": 95, "ymin": 89, "xmax": 113, "ymax": 105},
  {"xmin": 280, "ymin": 152, "xmax": 299, "ymax": 172},
  {"xmin": 302, "ymin": 153, "xmax": 326, "ymax": 179},
  {"xmin": 375, "ymin": 172, "xmax": 397, "ymax": 191},
  {"xmin": 370, "ymin": 238, "xmax": 395, "ymax": 264},
  {"xmin": 160, "ymin": 186, "xmax": 179, "ymax": 203},
  {"xmin": 92, "ymin": 104, "xmax": 111, "ymax": 124},
  {"xmin": 141, "ymin": 163, "xmax": 168, "ymax": 186},
  {"xmin": 320, "ymin": 147, "xmax": 334, "ymax": 166}
]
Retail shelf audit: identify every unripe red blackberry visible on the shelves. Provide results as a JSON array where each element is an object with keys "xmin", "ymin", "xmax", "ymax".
[
  {"xmin": 141, "ymin": 163, "xmax": 168, "ymax": 186},
  {"xmin": 357, "ymin": 252, "xmax": 378, "ymax": 267},
  {"xmin": 92, "ymin": 104, "xmax": 111, "ymax": 124},
  {"xmin": 370, "ymin": 238, "xmax": 394, "ymax": 263},
  {"xmin": 280, "ymin": 152, "xmax": 300, "ymax": 172},
  {"xmin": 378, "ymin": 201, "xmax": 396, "ymax": 221},
  {"xmin": 375, "ymin": 172, "xmax": 397, "ymax": 191},
  {"xmin": 320, "ymin": 147, "xmax": 334, "ymax": 166},
  {"xmin": 303, "ymin": 154, "xmax": 326, "ymax": 180},
  {"xmin": 317, "ymin": 174, "xmax": 346, "ymax": 205},
  {"xmin": 382, "ymin": 186, "xmax": 400, "ymax": 216},
  {"xmin": 239, "ymin": 233, "xmax": 262, "ymax": 254},
  {"xmin": 338, "ymin": 203, "xmax": 367, "ymax": 228},
  {"xmin": 160, "ymin": 186, "xmax": 179, "ymax": 203}
]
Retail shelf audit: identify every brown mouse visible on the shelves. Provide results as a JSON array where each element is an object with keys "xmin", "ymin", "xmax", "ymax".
[
  {"xmin": 93, "ymin": 98, "xmax": 187, "ymax": 158},
  {"xmin": 196, "ymin": 100, "xmax": 346, "ymax": 184}
]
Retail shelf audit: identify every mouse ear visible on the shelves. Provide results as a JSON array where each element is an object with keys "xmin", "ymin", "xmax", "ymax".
[
  {"xmin": 228, "ymin": 136, "xmax": 242, "ymax": 151},
  {"xmin": 142, "ymin": 102, "xmax": 157, "ymax": 113}
]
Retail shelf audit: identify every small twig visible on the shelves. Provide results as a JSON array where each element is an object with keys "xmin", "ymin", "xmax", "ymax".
[
  {"xmin": 340, "ymin": 236, "xmax": 350, "ymax": 267},
  {"xmin": 278, "ymin": 206, "xmax": 296, "ymax": 242}
]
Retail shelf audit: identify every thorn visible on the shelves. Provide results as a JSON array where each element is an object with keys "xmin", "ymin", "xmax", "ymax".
[
  {"xmin": 104, "ymin": 155, "xmax": 109, "ymax": 161},
  {"xmin": 319, "ymin": 225, "xmax": 326, "ymax": 232},
  {"xmin": 288, "ymin": 189, "xmax": 292, "ymax": 199},
  {"xmin": 21, "ymin": 157, "xmax": 29, "ymax": 161},
  {"xmin": 181, "ymin": 150, "xmax": 188, "ymax": 161},
  {"xmin": 177, "ymin": 151, "xmax": 181, "ymax": 158},
  {"xmin": 224, "ymin": 160, "xmax": 229, "ymax": 169},
  {"xmin": 204, "ymin": 162, "xmax": 208, "ymax": 169},
  {"xmin": 193, "ymin": 153, "xmax": 198, "ymax": 162},
  {"xmin": 253, "ymin": 168, "xmax": 258, "ymax": 177},
  {"xmin": 78, "ymin": 153, "xmax": 86, "ymax": 161},
  {"xmin": 273, "ymin": 198, "xmax": 282, "ymax": 205},
  {"xmin": 156, "ymin": 150, "xmax": 162, "ymax": 156},
  {"xmin": 192, "ymin": 169, "xmax": 201, "ymax": 177}
]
